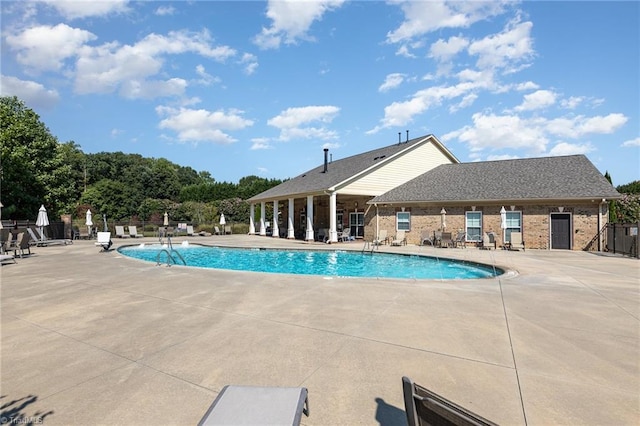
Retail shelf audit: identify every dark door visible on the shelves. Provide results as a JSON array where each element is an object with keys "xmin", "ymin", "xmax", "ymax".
[{"xmin": 551, "ymin": 213, "xmax": 571, "ymax": 249}]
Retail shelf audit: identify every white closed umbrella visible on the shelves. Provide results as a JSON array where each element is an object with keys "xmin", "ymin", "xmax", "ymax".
[
  {"xmin": 163, "ymin": 212, "xmax": 169, "ymax": 226},
  {"xmin": 36, "ymin": 204, "xmax": 50, "ymax": 241},
  {"xmin": 220, "ymin": 214, "xmax": 226, "ymax": 234},
  {"xmin": 86, "ymin": 209, "xmax": 93, "ymax": 236},
  {"xmin": 500, "ymin": 206, "xmax": 507, "ymax": 230},
  {"xmin": 440, "ymin": 208, "xmax": 447, "ymax": 230}
]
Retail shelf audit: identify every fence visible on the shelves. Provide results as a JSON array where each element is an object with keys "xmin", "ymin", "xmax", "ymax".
[{"xmin": 606, "ymin": 223, "xmax": 639, "ymax": 258}]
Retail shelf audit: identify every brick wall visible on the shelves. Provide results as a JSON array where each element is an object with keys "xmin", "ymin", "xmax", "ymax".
[{"xmin": 365, "ymin": 203, "xmax": 605, "ymax": 250}]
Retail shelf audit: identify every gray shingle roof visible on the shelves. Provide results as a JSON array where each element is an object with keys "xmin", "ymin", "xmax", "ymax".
[
  {"xmin": 370, "ymin": 155, "xmax": 621, "ymax": 204},
  {"xmin": 248, "ymin": 134, "xmax": 457, "ymax": 202}
]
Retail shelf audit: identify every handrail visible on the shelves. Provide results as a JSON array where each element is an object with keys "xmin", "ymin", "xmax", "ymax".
[{"xmin": 155, "ymin": 235, "xmax": 187, "ymax": 267}]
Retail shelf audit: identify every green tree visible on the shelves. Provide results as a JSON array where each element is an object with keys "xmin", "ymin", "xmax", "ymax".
[
  {"xmin": 604, "ymin": 171, "xmax": 617, "ymax": 223},
  {"xmin": 0, "ymin": 96, "xmax": 75, "ymax": 219},
  {"xmin": 79, "ymin": 179, "xmax": 137, "ymax": 220},
  {"xmin": 617, "ymin": 180, "xmax": 640, "ymax": 194}
]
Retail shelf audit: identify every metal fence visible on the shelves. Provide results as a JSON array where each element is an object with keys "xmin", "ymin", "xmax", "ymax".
[{"xmin": 606, "ymin": 223, "xmax": 639, "ymax": 258}]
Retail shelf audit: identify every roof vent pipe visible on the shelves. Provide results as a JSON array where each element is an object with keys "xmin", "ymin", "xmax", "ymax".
[
  {"xmin": 406, "ymin": 130, "xmax": 409, "ymax": 142},
  {"xmin": 323, "ymin": 148, "xmax": 329, "ymax": 173},
  {"xmin": 398, "ymin": 132, "xmax": 401, "ymax": 145}
]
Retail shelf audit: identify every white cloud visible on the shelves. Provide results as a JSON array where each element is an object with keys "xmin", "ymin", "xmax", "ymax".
[
  {"xmin": 386, "ymin": 0, "xmax": 510, "ymax": 43},
  {"xmin": 120, "ymin": 78, "xmax": 187, "ymax": 99},
  {"xmin": 156, "ymin": 106, "xmax": 254, "ymax": 144},
  {"xmin": 621, "ymin": 137, "xmax": 640, "ymax": 147},
  {"xmin": 5, "ymin": 23, "xmax": 96, "ymax": 73},
  {"xmin": 560, "ymin": 96, "xmax": 584, "ymax": 109},
  {"xmin": 254, "ymin": 0, "xmax": 346, "ymax": 49},
  {"xmin": 548, "ymin": 142, "xmax": 594, "ymax": 156},
  {"xmin": 379, "ymin": 73, "xmax": 406, "ymax": 93},
  {"xmin": 443, "ymin": 111, "xmax": 629, "ymax": 157},
  {"xmin": 74, "ymin": 29, "xmax": 236, "ymax": 97},
  {"xmin": 251, "ymin": 138, "xmax": 273, "ymax": 150},
  {"xmin": 41, "ymin": 0, "xmax": 130, "ymax": 19},
  {"xmin": 443, "ymin": 112, "xmax": 549, "ymax": 154},
  {"xmin": 194, "ymin": 65, "xmax": 220, "ymax": 86},
  {"xmin": 429, "ymin": 35, "xmax": 469, "ymax": 62},
  {"xmin": 546, "ymin": 113, "xmax": 628, "ymax": 138},
  {"xmin": 468, "ymin": 18, "xmax": 535, "ymax": 73},
  {"xmin": 239, "ymin": 53, "xmax": 259, "ymax": 75},
  {"xmin": 155, "ymin": 6, "xmax": 175, "ymax": 16},
  {"xmin": 514, "ymin": 89, "xmax": 557, "ymax": 112},
  {"xmin": 268, "ymin": 105, "xmax": 340, "ymax": 141},
  {"xmin": 0, "ymin": 74, "xmax": 59, "ymax": 109}
]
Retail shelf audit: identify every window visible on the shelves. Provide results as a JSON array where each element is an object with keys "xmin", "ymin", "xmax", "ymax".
[
  {"xmin": 504, "ymin": 211, "xmax": 522, "ymax": 242},
  {"xmin": 396, "ymin": 211, "xmax": 411, "ymax": 231},
  {"xmin": 465, "ymin": 211, "xmax": 482, "ymax": 241}
]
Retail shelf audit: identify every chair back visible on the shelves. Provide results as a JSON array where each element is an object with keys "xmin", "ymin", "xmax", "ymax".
[
  {"xmin": 511, "ymin": 232, "xmax": 522, "ymax": 244},
  {"xmin": 97, "ymin": 232, "xmax": 111, "ymax": 243},
  {"xmin": 378, "ymin": 229, "xmax": 387, "ymax": 240},
  {"xmin": 115, "ymin": 226, "xmax": 125, "ymax": 236},
  {"xmin": 129, "ymin": 226, "xmax": 138, "ymax": 237}
]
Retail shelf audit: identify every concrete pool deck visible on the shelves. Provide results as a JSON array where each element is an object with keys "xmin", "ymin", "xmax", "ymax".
[{"xmin": 1, "ymin": 235, "xmax": 638, "ymax": 425}]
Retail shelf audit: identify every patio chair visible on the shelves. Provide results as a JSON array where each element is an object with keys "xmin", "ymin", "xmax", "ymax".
[
  {"xmin": 95, "ymin": 232, "xmax": 113, "ymax": 251},
  {"xmin": 373, "ymin": 229, "xmax": 388, "ymax": 245},
  {"xmin": 186, "ymin": 225, "xmax": 195, "ymax": 236},
  {"xmin": 509, "ymin": 232, "xmax": 525, "ymax": 251},
  {"xmin": 420, "ymin": 230, "xmax": 434, "ymax": 246},
  {"xmin": 128, "ymin": 226, "xmax": 141, "ymax": 238},
  {"xmin": 198, "ymin": 385, "xmax": 309, "ymax": 426},
  {"xmin": 453, "ymin": 231, "xmax": 466, "ymax": 248},
  {"xmin": 439, "ymin": 232, "xmax": 453, "ymax": 248},
  {"xmin": 12, "ymin": 231, "xmax": 32, "ymax": 258},
  {"xmin": 115, "ymin": 226, "xmax": 130, "ymax": 238},
  {"xmin": 214, "ymin": 226, "xmax": 221, "ymax": 235},
  {"xmin": 391, "ymin": 230, "xmax": 406, "ymax": 246},
  {"xmin": 402, "ymin": 376, "xmax": 497, "ymax": 426},
  {"xmin": 338, "ymin": 228, "xmax": 352, "ymax": 242}
]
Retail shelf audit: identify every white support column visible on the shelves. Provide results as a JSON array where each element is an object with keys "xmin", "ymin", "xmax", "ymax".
[
  {"xmin": 329, "ymin": 192, "xmax": 338, "ymax": 243},
  {"xmin": 259, "ymin": 202, "xmax": 266, "ymax": 236},
  {"xmin": 287, "ymin": 198, "xmax": 295, "ymax": 239},
  {"xmin": 248, "ymin": 204, "xmax": 255, "ymax": 235},
  {"xmin": 305, "ymin": 195, "xmax": 315, "ymax": 241},
  {"xmin": 272, "ymin": 200, "xmax": 279, "ymax": 237}
]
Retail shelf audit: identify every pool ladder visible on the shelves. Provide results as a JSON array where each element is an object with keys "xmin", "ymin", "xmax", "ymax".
[
  {"xmin": 156, "ymin": 235, "xmax": 186, "ymax": 267},
  {"xmin": 362, "ymin": 241, "xmax": 379, "ymax": 254}
]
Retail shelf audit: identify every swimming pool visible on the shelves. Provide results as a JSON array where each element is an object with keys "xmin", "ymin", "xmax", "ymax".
[{"xmin": 118, "ymin": 243, "xmax": 502, "ymax": 280}]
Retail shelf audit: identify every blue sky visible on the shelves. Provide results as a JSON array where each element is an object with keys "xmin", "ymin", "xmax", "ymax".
[{"xmin": 2, "ymin": 1, "xmax": 638, "ymax": 186}]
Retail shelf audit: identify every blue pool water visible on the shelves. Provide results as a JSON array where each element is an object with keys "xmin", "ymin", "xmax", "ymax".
[{"xmin": 118, "ymin": 244, "xmax": 501, "ymax": 279}]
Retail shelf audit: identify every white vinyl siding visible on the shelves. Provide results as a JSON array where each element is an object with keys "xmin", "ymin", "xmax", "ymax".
[
  {"xmin": 466, "ymin": 211, "xmax": 482, "ymax": 242},
  {"xmin": 339, "ymin": 142, "xmax": 454, "ymax": 195}
]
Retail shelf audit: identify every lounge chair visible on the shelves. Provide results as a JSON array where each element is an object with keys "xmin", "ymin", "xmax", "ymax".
[
  {"xmin": 373, "ymin": 229, "xmax": 388, "ymax": 245},
  {"xmin": 439, "ymin": 232, "xmax": 453, "ymax": 248},
  {"xmin": 115, "ymin": 226, "xmax": 130, "ymax": 238},
  {"xmin": 198, "ymin": 385, "xmax": 309, "ymax": 426},
  {"xmin": 214, "ymin": 226, "xmax": 221, "ymax": 235},
  {"xmin": 0, "ymin": 254, "xmax": 16, "ymax": 265},
  {"xmin": 95, "ymin": 232, "xmax": 113, "ymax": 251},
  {"xmin": 128, "ymin": 226, "xmax": 141, "ymax": 238},
  {"xmin": 420, "ymin": 230, "xmax": 434, "ymax": 246},
  {"xmin": 402, "ymin": 376, "xmax": 497, "ymax": 426},
  {"xmin": 186, "ymin": 225, "xmax": 195, "ymax": 236},
  {"xmin": 391, "ymin": 230, "xmax": 406, "ymax": 246},
  {"xmin": 479, "ymin": 232, "xmax": 493, "ymax": 250},
  {"xmin": 28, "ymin": 227, "xmax": 71, "ymax": 246},
  {"xmin": 509, "ymin": 232, "xmax": 525, "ymax": 251}
]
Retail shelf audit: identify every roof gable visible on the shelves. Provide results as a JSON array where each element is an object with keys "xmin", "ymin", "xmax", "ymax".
[
  {"xmin": 248, "ymin": 134, "xmax": 458, "ymax": 201},
  {"xmin": 370, "ymin": 155, "xmax": 621, "ymax": 204}
]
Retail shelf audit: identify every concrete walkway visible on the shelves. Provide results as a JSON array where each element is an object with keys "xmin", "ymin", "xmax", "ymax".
[{"xmin": 1, "ymin": 235, "xmax": 638, "ymax": 425}]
